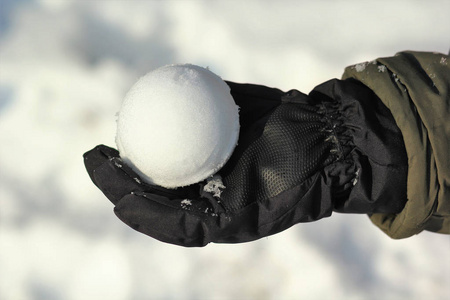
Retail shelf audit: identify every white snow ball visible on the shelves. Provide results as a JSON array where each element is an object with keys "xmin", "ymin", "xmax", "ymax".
[{"xmin": 116, "ymin": 64, "xmax": 240, "ymax": 188}]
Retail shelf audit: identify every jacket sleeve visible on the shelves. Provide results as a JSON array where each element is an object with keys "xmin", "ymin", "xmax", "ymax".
[{"xmin": 342, "ymin": 51, "xmax": 450, "ymax": 238}]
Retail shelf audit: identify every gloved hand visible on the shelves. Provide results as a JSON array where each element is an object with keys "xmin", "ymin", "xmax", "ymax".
[{"xmin": 84, "ymin": 79, "xmax": 408, "ymax": 247}]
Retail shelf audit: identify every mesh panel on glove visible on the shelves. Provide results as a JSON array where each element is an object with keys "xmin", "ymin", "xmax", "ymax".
[{"xmin": 219, "ymin": 92, "xmax": 342, "ymax": 212}]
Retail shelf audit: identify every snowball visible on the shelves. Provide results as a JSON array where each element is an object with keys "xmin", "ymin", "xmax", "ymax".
[{"xmin": 115, "ymin": 64, "xmax": 240, "ymax": 188}]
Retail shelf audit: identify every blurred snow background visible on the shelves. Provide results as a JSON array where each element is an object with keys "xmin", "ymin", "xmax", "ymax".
[{"xmin": 1, "ymin": 0, "xmax": 449, "ymax": 299}]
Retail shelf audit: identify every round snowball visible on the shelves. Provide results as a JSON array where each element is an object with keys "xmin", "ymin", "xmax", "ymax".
[{"xmin": 115, "ymin": 64, "xmax": 240, "ymax": 188}]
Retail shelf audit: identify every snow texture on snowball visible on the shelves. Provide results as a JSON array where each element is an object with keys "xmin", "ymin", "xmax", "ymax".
[{"xmin": 115, "ymin": 64, "xmax": 240, "ymax": 188}]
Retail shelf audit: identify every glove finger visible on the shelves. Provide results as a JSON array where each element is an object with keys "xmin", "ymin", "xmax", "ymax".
[
  {"xmin": 83, "ymin": 144, "xmax": 120, "ymax": 183},
  {"xmin": 84, "ymin": 144, "xmax": 202, "ymax": 205},
  {"xmin": 114, "ymin": 192, "xmax": 216, "ymax": 247},
  {"xmin": 84, "ymin": 145, "xmax": 144, "ymax": 205}
]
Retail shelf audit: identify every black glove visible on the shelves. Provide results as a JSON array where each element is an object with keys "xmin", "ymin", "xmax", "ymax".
[{"xmin": 84, "ymin": 79, "xmax": 408, "ymax": 247}]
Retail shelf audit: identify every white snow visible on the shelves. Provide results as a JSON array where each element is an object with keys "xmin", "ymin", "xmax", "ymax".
[
  {"xmin": 181, "ymin": 199, "xmax": 192, "ymax": 210},
  {"xmin": 181, "ymin": 199, "xmax": 192, "ymax": 206},
  {"xmin": 1, "ymin": 1, "xmax": 449, "ymax": 300},
  {"xmin": 392, "ymin": 73, "xmax": 400, "ymax": 83},
  {"xmin": 354, "ymin": 63, "xmax": 367, "ymax": 72},
  {"xmin": 378, "ymin": 65, "xmax": 387, "ymax": 73},
  {"xmin": 203, "ymin": 175, "xmax": 226, "ymax": 198},
  {"xmin": 116, "ymin": 64, "xmax": 239, "ymax": 188},
  {"xmin": 352, "ymin": 169, "xmax": 360, "ymax": 186}
]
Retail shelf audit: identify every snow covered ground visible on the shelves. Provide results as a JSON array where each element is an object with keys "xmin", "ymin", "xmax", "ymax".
[{"xmin": 1, "ymin": 0, "xmax": 449, "ymax": 299}]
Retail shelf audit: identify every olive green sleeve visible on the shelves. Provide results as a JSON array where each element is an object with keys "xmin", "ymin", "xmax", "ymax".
[{"xmin": 342, "ymin": 51, "xmax": 450, "ymax": 238}]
